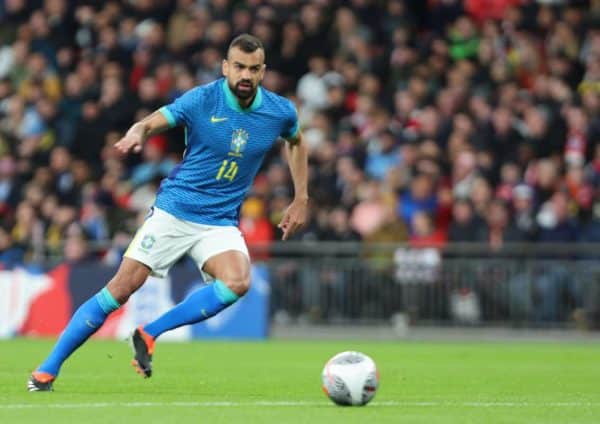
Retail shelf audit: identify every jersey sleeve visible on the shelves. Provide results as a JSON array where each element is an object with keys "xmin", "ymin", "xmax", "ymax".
[
  {"xmin": 159, "ymin": 87, "xmax": 202, "ymax": 128},
  {"xmin": 280, "ymin": 100, "xmax": 300, "ymax": 139}
]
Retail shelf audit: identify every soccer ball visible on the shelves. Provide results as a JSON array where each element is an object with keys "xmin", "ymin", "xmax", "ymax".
[{"xmin": 321, "ymin": 351, "xmax": 379, "ymax": 406}]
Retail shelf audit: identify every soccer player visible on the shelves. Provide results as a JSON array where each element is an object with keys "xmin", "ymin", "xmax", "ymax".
[{"xmin": 27, "ymin": 34, "xmax": 308, "ymax": 391}]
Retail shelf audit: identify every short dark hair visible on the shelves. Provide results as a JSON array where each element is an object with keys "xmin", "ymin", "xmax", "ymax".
[{"xmin": 228, "ymin": 34, "xmax": 264, "ymax": 55}]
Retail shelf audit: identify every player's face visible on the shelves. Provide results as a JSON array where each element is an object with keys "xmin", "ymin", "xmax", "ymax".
[{"xmin": 223, "ymin": 47, "xmax": 266, "ymax": 100}]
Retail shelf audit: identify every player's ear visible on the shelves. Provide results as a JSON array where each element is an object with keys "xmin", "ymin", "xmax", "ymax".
[
  {"xmin": 259, "ymin": 63, "xmax": 266, "ymax": 80},
  {"xmin": 222, "ymin": 59, "xmax": 229, "ymax": 77}
]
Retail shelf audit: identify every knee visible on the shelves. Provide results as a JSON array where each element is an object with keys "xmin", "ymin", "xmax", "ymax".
[{"xmin": 221, "ymin": 269, "xmax": 251, "ymax": 297}]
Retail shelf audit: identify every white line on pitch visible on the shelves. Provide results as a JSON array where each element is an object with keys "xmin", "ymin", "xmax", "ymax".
[{"xmin": 0, "ymin": 401, "xmax": 599, "ymax": 409}]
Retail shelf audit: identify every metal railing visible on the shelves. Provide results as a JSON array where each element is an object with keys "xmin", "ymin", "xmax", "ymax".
[
  {"xmin": 254, "ymin": 242, "xmax": 600, "ymax": 329},
  {"xmin": 10, "ymin": 241, "xmax": 600, "ymax": 329}
]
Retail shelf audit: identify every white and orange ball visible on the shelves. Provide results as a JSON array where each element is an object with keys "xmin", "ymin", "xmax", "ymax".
[{"xmin": 321, "ymin": 351, "xmax": 379, "ymax": 406}]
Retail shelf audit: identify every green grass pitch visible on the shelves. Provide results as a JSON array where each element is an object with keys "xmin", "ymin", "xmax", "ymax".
[{"xmin": 1, "ymin": 339, "xmax": 600, "ymax": 423}]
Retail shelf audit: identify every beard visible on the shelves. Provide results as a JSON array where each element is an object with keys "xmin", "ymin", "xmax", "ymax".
[{"xmin": 229, "ymin": 79, "xmax": 257, "ymax": 100}]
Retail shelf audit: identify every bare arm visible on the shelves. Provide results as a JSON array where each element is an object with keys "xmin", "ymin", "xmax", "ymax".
[
  {"xmin": 278, "ymin": 132, "xmax": 309, "ymax": 240},
  {"xmin": 114, "ymin": 110, "xmax": 171, "ymax": 154},
  {"xmin": 285, "ymin": 132, "xmax": 309, "ymax": 202}
]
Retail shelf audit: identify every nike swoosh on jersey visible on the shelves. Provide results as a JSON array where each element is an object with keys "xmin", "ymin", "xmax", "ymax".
[{"xmin": 211, "ymin": 116, "xmax": 228, "ymax": 123}]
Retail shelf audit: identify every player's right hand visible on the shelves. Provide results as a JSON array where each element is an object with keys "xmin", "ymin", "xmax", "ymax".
[{"xmin": 115, "ymin": 125, "xmax": 144, "ymax": 154}]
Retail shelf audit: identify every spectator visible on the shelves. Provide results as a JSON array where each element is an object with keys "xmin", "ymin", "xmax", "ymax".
[
  {"xmin": 364, "ymin": 129, "xmax": 401, "ymax": 181},
  {"xmin": 0, "ymin": 225, "xmax": 24, "ymax": 268},
  {"xmin": 49, "ymin": 146, "xmax": 77, "ymax": 205},
  {"xmin": 512, "ymin": 184, "xmax": 537, "ymax": 240},
  {"xmin": 469, "ymin": 177, "xmax": 493, "ymax": 222},
  {"xmin": 477, "ymin": 199, "xmax": 524, "ymax": 250},
  {"xmin": 495, "ymin": 162, "xmax": 522, "ymax": 202},
  {"xmin": 536, "ymin": 191, "xmax": 579, "ymax": 243},
  {"xmin": 0, "ymin": 155, "xmax": 20, "ymax": 215},
  {"xmin": 320, "ymin": 207, "xmax": 361, "ymax": 242},
  {"xmin": 72, "ymin": 99, "xmax": 108, "ymax": 169},
  {"xmin": 531, "ymin": 190, "xmax": 582, "ymax": 322},
  {"xmin": 398, "ymin": 173, "xmax": 438, "ymax": 227},
  {"xmin": 452, "ymin": 150, "xmax": 478, "ymax": 199},
  {"xmin": 296, "ymin": 55, "xmax": 330, "ymax": 116},
  {"xmin": 62, "ymin": 233, "xmax": 90, "ymax": 263},
  {"xmin": 410, "ymin": 211, "xmax": 447, "ymax": 248},
  {"xmin": 10, "ymin": 201, "xmax": 44, "ymax": 260},
  {"xmin": 45, "ymin": 204, "xmax": 77, "ymax": 257},
  {"xmin": 448, "ymin": 198, "xmax": 482, "ymax": 242}
]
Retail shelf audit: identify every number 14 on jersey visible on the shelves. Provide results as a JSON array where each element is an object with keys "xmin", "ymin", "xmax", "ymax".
[{"xmin": 216, "ymin": 159, "xmax": 238, "ymax": 182}]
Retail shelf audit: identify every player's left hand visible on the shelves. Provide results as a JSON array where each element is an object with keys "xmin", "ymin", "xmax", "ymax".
[{"xmin": 278, "ymin": 197, "xmax": 309, "ymax": 241}]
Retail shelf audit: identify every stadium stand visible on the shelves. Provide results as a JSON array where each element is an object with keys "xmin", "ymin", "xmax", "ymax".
[{"xmin": 0, "ymin": 0, "xmax": 599, "ymax": 266}]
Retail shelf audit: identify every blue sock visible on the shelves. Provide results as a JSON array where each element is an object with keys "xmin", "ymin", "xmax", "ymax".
[
  {"xmin": 37, "ymin": 288, "xmax": 120, "ymax": 377},
  {"xmin": 143, "ymin": 280, "xmax": 239, "ymax": 339}
]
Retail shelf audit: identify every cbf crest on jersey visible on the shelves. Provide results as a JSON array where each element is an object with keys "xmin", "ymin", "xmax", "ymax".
[{"xmin": 229, "ymin": 129, "xmax": 248, "ymax": 157}]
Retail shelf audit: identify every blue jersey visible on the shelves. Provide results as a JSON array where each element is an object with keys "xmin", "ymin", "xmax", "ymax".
[{"xmin": 154, "ymin": 78, "xmax": 299, "ymax": 225}]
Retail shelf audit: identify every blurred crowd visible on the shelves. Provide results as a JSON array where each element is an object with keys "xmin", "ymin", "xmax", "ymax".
[{"xmin": 1, "ymin": 0, "xmax": 600, "ymax": 266}]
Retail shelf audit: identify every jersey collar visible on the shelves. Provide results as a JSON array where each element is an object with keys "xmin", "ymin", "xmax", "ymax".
[{"xmin": 222, "ymin": 79, "xmax": 263, "ymax": 112}]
